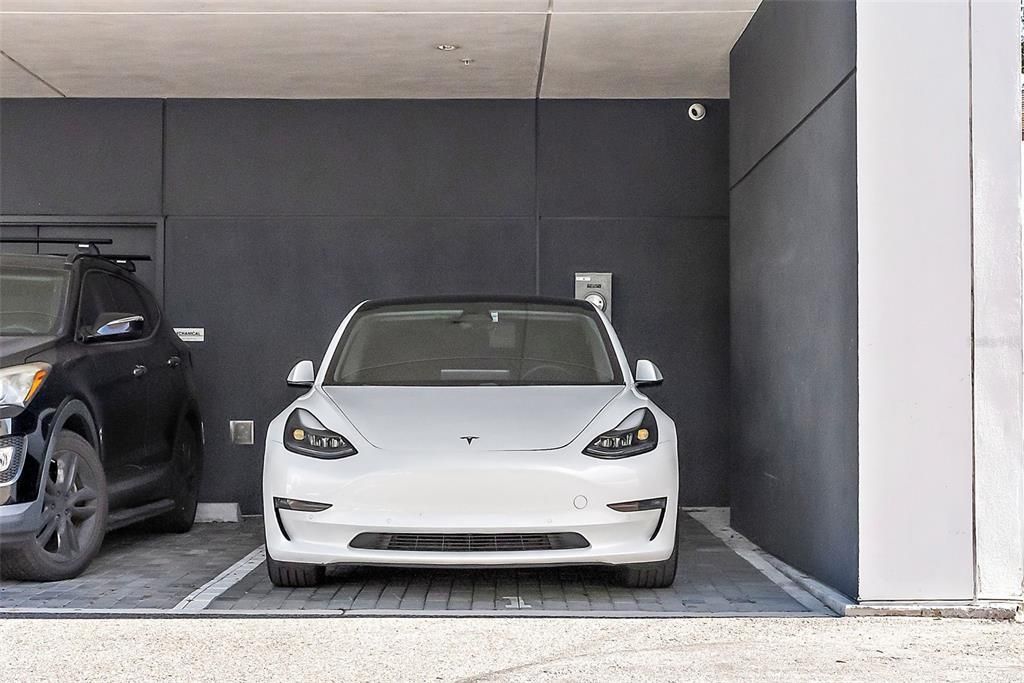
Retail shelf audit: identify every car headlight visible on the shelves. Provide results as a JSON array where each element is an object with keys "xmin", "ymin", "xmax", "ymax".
[
  {"xmin": 284, "ymin": 408, "xmax": 357, "ymax": 459},
  {"xmin": 583, "ymin": 408, "xmax": 659, "ymax": 458},
  {"xmin": 0, "ymin": 363, "xmax": 50, "ymax": 415}
]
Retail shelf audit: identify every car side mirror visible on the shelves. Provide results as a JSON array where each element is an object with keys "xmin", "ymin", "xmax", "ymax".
[
  {"xmin": 83, "ymin": 312, "xmax": 145, "ymax": 343},
  {"xmin": 287, "ymin": 360, "xmax": 316, "ymax": 387},
  {"xmin": 634, "ymin": 359, "xmax": 664, "ymax": 387}
]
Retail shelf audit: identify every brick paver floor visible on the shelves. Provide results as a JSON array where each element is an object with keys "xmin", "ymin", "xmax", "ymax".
[
  {"xmin": 0, "ymin": 518, "xmax": 264, "ymax": 609},
  {"xmin": 2, "ymin": 513, "xmax": 822, "ymax": 615},
  {"xmin": 210, "ymin": 514, "xmax": 816, "ymax": 614}
]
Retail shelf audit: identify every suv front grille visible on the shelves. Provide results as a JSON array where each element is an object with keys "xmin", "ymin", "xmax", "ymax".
[
  {"xmin": 0, "ymin": 436, "xmax": 25, "ymax": 485},
  {"xmin": 349, "ymin": 532, "xmax": 590, "ymax": 552}
]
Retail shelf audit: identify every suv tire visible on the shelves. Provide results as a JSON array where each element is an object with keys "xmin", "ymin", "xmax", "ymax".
[{"xmin": 0, "ymin": 432, "xmax": 108, "ymax": 582}]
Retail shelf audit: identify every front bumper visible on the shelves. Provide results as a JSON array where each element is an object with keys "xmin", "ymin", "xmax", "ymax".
[
  {"xmin": 263, "ymin": 439, "xmax": 678, "ymax": 567},
  {"xmin": 0, "ymin": 499, "xmax": 42, "ymax": 541},
  {"xmin": 0, "ymin": 416, "xmax": 47, "ymax": 540}
]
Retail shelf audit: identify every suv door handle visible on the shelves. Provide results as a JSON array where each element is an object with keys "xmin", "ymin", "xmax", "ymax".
[
  {"xmin": 132, "ymin": 365, "xmax": 148, "ymax": 378},
  {"xmin": 167, "ymin": 356, "xmax": 181, "ymax": 368}
]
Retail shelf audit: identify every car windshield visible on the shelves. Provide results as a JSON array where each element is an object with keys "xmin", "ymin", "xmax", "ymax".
[
  {"xmin": 327, "ymin": 300, "xmax": 623, "ymax": 386},
  {"xmin": 0, "ymin": 262, "xmax": 69, "ymax": 336}
]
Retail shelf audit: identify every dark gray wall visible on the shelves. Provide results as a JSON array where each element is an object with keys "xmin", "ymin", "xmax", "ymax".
[
  {"xmin": 0, "ymin": 97, "xmax": 729, "ymax": 512},
  {"xmin": 0, "ymin": 100, "xmax": 163, "ymax": 215},
  {"xmin": 729, "ymin": 0, "xmax": 859, "ymax": 597}
]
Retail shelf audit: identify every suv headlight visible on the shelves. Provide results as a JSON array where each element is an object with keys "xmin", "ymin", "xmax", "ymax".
[
  {"xmin": 0, "ymin": 363, "xmax": 50, "ymax": 415},
  {"xmin": 284, "ymin": 408, "xmax": 357, "ymax": 459},
  {"xmin": 583, "ymin": 408, "xmax": 659, "ymax": 458}
]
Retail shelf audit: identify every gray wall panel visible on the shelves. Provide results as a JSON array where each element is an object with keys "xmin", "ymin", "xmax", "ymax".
[
  {"xmin": 165, "ymin": 217, "xmax": 536, "ymax": 510},
  {"xmin": 538, "ymin": 100, "xmax": 729, "ymax": 218},
  {"xmin": 729, "ymin": 14, "xmax": 859, "ymax": 594},
  {"xmin": 164, "ymin": 99, "xmax": 536, "ymax": 217},
  {"xmin": 2, "ymin": 97, "xmax": 732, "ymax": 513},
  {"xmin": 0, "ymin": 99, "xmax": 163, "ymax": 215},
  {"xmin": 729, "ymin": 0, "xmax": 856, "ymax": 185},
  {"xmin": 539, "ymin": 218, "xmax": 730, "ymax": 504}
]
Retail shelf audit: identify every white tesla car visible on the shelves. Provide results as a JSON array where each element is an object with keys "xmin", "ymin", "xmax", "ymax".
[{"xmin": 263, "ymin": 296, "xmax": 678, "ymax": 588}]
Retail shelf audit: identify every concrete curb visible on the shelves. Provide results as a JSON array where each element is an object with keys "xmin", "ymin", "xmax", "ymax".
[
  {"xmin": 195, "ymin": 502, "xmax": 242, "ymax": 523},
  {"xmin": 751, "ymin": 543, "xmax": 1022, "ymax": 620},
  {"xmin": 845, "ymin": 601, "xmax": 1023, "ymax": 620},
  {"xmin": 0, "ymin": 607, "xmax": 835, "ymax": 619},
  {"xmin": 684, "ymin": 508, "xmax": 1024, "ymax": 620}
]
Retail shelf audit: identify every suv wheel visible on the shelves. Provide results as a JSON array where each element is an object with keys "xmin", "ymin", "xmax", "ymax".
[
  {"xmin": 149, "ymin": 422, "xmax": 201, "ymax": 533},
  {"xmin": 266, "ymin": 552, "xmax": 325, "ymax": 587},
  {"xmin": 0, "ymin": 432, "xmax": 108, "ymax": 582},
  {"xmin": 614, "ymin": 538, "xmax": 678, "ymax": 589}
]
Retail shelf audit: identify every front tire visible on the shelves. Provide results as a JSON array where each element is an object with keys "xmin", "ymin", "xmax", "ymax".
[
  {"xmin": 266, "ymin": 552, "xmax": 325, "ymax": 587},
  {"xmin": 614, "ymin": 538, "xmax": 678, "ymax": 588},
  {"xmin": 0, "ymin": 432, "xmax": 108, "ymax": 582}
]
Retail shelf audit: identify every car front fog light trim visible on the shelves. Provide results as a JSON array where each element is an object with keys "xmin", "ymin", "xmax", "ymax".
[
  {"xmin": 273, "ymin": 497, "xmax": 332, "ymax": 513},
  {"xmin": 607, "ymin": 496, "xmax": 669, "ymax": 541}
]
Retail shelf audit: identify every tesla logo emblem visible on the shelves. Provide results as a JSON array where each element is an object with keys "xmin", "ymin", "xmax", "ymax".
[{"xmin": 460, "ymin": 436, "xmax": 479, "ymax": 445}]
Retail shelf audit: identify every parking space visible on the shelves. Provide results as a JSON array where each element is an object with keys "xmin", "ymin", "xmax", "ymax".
[
  {"xmin": 0, "ymin": 519, "xmax": 264, "ymax": 610},
  {"xmin": 0, "ymin": 510, "xmax": 832, "ymax": 617}
]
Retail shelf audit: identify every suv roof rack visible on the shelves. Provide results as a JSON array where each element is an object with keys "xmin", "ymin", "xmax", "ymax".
[
  {"xmin": 0, "ymin": 237, "xmax": 151, "ymax": 272},
  {"xmin": 93, "ymin": 254, "xmax": 153, "ymax": 273}
]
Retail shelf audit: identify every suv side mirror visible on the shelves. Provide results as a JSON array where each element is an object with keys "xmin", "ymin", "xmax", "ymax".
[
  {"xmin": 84, "ymin": 312, "xmax": 145, "ymax": 343},
  {"xmin": 287, "ymin": 360, "xmax": 316, "ymax": 387},
  {"xmin": 634, "ymin": 359, "xmax": 664, "ymax": 387}
]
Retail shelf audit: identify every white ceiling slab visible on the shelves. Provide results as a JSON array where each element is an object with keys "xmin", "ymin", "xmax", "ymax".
[
  {"xmin": 0, "ymin": 12, "xmax": 545, "ymax": 98},
  {"xmin": 553, "ymin": 1, "xmax": 758, "ymax": 11},
  {"xmin": 0, "ymin": 1, "xmax": 549, "ymax": 12},
  {"xmin": 0, "ymin": 53, "xmax": 60, "ymax": 97},
  {"xmin": 0, "ymin": 0, "xmax": 759, "ymax": 98},
  {"xmin": 542, "ymin": 11, "xmax": 752, "ymax": 98}
]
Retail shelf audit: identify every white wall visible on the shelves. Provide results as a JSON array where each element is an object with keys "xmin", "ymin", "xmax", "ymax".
[
  {"xmin": 857, "ymin": 0, "xmax": 1024, "ymax": 603},
  {"xmin": 970, "ymin": 0, "xmax": 1023, "ymax": 602},
  {"xmin": 856, "ymin": 0, "xmax": 976, "ymax": 601}
]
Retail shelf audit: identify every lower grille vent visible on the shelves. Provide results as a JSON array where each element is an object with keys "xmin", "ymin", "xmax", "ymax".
[
  {"xmin": 0, "ymin": 436, "xmax": 25, "ymax": 485},
  {"xmin": 350, "ymin": 532, "xmax": 590, "ymax": 552}
]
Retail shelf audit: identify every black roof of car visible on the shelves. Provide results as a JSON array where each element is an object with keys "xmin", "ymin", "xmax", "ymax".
[
  {"xmin": 0, "ymin": 239, "xmax": 151, "ymax": 274},
  {"xmin": 0, "ymin": 251, "xmax": 150, "ymax": 275}
]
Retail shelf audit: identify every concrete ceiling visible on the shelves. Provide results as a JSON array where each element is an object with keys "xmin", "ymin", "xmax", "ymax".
[{"xmin": 0, "ymin": 1, "xmax": 758, "ymax": 99}]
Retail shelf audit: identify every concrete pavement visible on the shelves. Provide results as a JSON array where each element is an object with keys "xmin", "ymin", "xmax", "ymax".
[{"xmin": 2, "ymin": 616, "xmax": 1020, "ymax": 681}]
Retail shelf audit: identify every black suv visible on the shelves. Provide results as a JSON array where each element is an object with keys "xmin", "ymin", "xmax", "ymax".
[{"xmin": 0, "ymin": 241, "xmax": 203, "ymax": 581}]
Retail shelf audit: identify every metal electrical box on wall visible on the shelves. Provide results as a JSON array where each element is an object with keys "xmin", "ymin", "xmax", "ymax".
[{"xmin": 575, "ymin": 272, "xmax": 612, "ymax": 320}]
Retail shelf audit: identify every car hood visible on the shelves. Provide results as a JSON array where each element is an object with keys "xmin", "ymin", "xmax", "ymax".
[
  {"xmin": 321, "ymin": 385, "xmax": 625, "ymax": 451},
  {"xmin": 0, "ymin": 336, "xmax": 57, "ymax": 368}
]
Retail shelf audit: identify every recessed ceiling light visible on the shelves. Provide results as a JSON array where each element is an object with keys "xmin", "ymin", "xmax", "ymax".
[
  {"xmin": 435, "ymin": 44, "xmax": 459, "ymax": 51},
  {"xmin": 460, "ymin": 58, "xmax": 475, "ymax": 66}
]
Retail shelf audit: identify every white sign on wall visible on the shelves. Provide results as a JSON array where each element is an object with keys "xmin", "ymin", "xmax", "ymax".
[{"xmin": 174, "ymin": 327, "xmax": 205, "ymax": 343}]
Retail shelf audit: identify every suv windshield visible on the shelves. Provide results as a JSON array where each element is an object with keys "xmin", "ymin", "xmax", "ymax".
[
  {"xmin": 0, "ymin": 262, "xmax": 69, "ymax": 336},
  {"xmin": 327, "ymin": 300, "xmax": 623, "ymax": 386}
]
